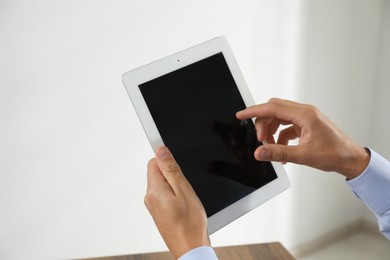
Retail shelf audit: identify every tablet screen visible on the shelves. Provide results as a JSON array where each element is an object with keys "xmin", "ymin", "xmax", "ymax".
[{"xmin": 139, "ymin": 52, "xmax": 277, "ymax": 217}]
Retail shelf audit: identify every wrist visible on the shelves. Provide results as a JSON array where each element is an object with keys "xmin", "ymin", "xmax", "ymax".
[
  {"xmin": 178, "ymin": 246, "xmax": 217, "ymax": 260},
  {"xmin": 340, "ymin": 147, "xmax": 371, "ymax": 179},
  {"xmin": 170, "ymin": 234, "xmax": 211, "ymax": 259}
]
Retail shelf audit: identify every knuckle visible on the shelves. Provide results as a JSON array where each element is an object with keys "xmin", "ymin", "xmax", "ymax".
[
  {"xmin": 144, "ymin": 190, "xmax": 159, "ymax": 208},
  {"xmin": 147, "ymin": 158, "xmax": 156, "ymax": 169},
  {"xmin": 268, "ymin": 97, "xmax": 282, "ymax": 106},
  {"xmin": 163, "ymin": 161, "xmax": 180, "ymax": 175},
  {"xmin": 305, "ymin": 104, "xmax": 320, "ymax": 119},
  {"xmin": 144, "ymin": 194, "xmax": 151, "ymax": 208},
  {"xmin": 268, "ymin": 98, "xmax": 281, "ymax": 113},
  {"xmin": 268, "ymin": 97, "xmax": 278, "ymax": 104},
  {"xmin": 275, "ymin": 148, "xmax": 288, "ymax": 162}
]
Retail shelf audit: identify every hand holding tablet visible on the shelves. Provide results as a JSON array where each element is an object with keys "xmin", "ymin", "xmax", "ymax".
[
  {"xmin": 144, "ymin": 146, "xmax": 210, "ymax": 259},
  {"xmin": 122, "ymin": 36, "xmax": 290, "ymax": 234}
]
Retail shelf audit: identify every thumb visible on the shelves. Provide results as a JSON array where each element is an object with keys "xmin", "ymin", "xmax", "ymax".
[
  {"xmin": 255, "ymin": 144, "xmax": 301, "ymax": 164},
  {"xmin": 156, "ymin": 146, "xmax": 186, "ymax": 193}
]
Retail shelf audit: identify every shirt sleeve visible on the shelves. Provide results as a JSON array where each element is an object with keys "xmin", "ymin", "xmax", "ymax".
[
  {"xmin": 178, "ymin": 246, "xmax": 218, "ymax": 260},
  {"xmin": 346, "ymin": 148, "xmax": 390, "ymax": 240}
]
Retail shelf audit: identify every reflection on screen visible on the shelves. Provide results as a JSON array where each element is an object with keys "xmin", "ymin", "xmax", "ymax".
[{"xmin": 139, "ymin": 53, "xmax": 277, "ymax": 217}]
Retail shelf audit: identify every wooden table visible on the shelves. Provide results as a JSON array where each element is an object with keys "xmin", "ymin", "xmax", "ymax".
[{"xmin": 85, "ymin": 242, "xmax": 295, "ymax": 260}]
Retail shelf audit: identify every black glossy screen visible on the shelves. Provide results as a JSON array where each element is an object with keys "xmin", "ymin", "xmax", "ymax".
[{"xmin": 139, "ymin": 52, "xmax": 277, "ymax": 217}]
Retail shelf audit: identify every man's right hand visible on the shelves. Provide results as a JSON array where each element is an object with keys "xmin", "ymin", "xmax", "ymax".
[{"xmin": 236, "ymin": 98, "xmax": 370, "ymax": 179}]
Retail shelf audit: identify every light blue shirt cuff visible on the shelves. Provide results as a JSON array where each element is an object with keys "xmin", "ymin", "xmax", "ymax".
[
  {"xmin": 347, "ymin": 148, "xmax": 390, "ymax": 216},
  {"xmin": 178, "ymin": 246, "xmax": 218, "ymax": 260}
]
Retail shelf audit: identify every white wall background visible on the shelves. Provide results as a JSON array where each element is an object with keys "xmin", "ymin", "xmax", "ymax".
[
  {"xmin": 372, "ymin": 0, "xmax": 390, "ymax": 161},
  {"xmin": 368, "ymin": 0, "xmax": 390, "ymax": 228},
  {"xmin": 286, "ymin": 0, "xmax": 385, "ymax": 248},
  {"xmin": 0, "ymin": 0, "xmax": 388, "ymax": 259}
]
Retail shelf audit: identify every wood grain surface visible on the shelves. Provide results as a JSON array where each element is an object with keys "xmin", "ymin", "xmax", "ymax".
[{"xmin": 84, "ymin": 242, "xmax": 295, "ymax": 260}]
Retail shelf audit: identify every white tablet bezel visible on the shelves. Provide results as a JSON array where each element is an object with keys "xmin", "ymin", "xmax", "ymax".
[{"xmin": 122, "ymin": 36, "xmax": 290, "ymax": 234}]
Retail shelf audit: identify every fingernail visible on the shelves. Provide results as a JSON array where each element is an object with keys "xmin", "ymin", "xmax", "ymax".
[
  {"xmin": 157, "ymin": 147, "xmax": 171, "ymax": 159},
  {"xmin": 259, "ymin": 149, "xmax": 269, "ymax": 160}
]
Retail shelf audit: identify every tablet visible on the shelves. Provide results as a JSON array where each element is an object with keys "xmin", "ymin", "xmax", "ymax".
[{"xmin": 122, "ymin": 36, "xmax": 290, "ymax": 234}]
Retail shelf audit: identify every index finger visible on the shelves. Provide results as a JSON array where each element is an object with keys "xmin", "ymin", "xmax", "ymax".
[{"xmin": 236, "ymin": 98, "xmax": 306, "ymax": 127}]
